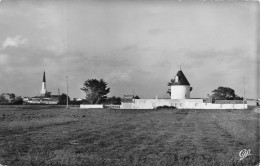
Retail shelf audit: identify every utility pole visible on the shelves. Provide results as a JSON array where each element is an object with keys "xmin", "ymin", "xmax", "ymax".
[
  {"xmin": 66, "ymin": 76, "xmax": 69, "ymax": 109},
  {"xmin": 256, "ymin": 4, "xmax": 260, "ymax": 163},
  {"xmin": 133, "ymin": 89, "xmax": 135, "ymax": 103},
  {"xmin": 243, "ymin": 77, "xmax": 246, "ymax": 109}
]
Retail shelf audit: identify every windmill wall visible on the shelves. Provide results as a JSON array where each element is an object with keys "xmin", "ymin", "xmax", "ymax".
[{"xmin": 171, "ymin": 85, "xmax": 190, "ymax": 99}]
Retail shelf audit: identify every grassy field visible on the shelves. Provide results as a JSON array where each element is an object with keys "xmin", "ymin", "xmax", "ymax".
[{"xmin": 0, "ymin": 106, "xmax": 259, "ymax": 166}]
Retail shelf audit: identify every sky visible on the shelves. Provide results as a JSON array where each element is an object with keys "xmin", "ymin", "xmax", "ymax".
[{"xmin": 0, "ymin": 0, "xmax": 258, "ymax": 99}]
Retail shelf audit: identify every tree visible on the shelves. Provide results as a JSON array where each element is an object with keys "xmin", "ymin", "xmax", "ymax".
[
  {"xmin": 45, "ymin": 92, "xmax": 52, "ymax": 98},
  {"xmin": 70, "ymin": 98, "xmax": 82, "ymax": 105},
  {"xmin": 9, "ymin": 93, "xmax": 15, "ymax": 100},
  {"xmin": 211, "ymin": 86, "xmax": 243, "ymax": 100},
  {"xmin": 81, "ymin": 79, "xmax": 110, "ymax": 104},
  {"xmin": 167, "ymin": 79, "xmax": 174, "ymax": 95},
  {"xmin": 58, "ymin": 93, "xmax": 70, "ymax": 105},
  {"xmin": 12, "ymin": 96, "xmax": 24, "ymax": 105},
  {"xmin": 0, "ymin": 93, "xmax": 23, "ymax": 104},
  {"xmin": 103, "ymin": 96, "xmax": 121, "ymax": 105},
  {"xmin": 0, "ymin": 94, "xmax": 8, "ymax": 103},
  {"xmin": 0, "ymin": 93, "xmax": 15, "ymax": 103}
]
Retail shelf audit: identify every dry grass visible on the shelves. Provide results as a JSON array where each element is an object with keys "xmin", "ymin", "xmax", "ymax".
[
  {"xmin": 0, "ymin": 106, "xmax": 259, "ymax": 166},
  {"xmin": 0, "ymin": 117, "xmax": 78, "ymax": 131}
]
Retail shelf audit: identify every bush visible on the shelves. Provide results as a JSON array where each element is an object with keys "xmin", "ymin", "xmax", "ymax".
[
  {"xmin": 155, "ymin": 105, "xmax": 176, "ymax": 110},
  {"xmin": 12, "ymin": 98, "xmax": 24, "ymax": 105}
]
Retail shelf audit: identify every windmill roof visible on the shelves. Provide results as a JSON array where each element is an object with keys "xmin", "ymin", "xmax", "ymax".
[{"xmin": 171, "ymin": 70, "xmax": 190, "ymax": 86}]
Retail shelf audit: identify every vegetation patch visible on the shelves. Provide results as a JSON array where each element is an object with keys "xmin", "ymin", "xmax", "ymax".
[
  {"xmin": 0, "ymin": 106, "xmax": 259, "ymax": 166},
  {"xmin": 155, "ymin": 105, "xmax": 177, "ymax": 110}
]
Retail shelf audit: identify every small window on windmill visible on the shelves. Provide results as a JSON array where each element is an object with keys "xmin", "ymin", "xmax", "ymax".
[{"xmin": 175, "ymin": 76, "xmax": 179, "ymax": 82}]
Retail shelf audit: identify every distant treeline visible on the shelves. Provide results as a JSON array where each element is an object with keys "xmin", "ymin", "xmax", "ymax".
[{"xmin": 0, "ymin": 93, "xmax": 122, "ymax": 105}]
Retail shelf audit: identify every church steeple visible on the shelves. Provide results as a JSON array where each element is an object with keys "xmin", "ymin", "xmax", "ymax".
[
  {"xmin": 42, "ymin": 71, "xmax": 46, "ymax": 82},
  {"xmin": 40, "ymin": 71, "xmax": 47, "ymax": 96},
  {"xmin": 43, "ymin": 71, "xmax": 46, "ymax": 82}
]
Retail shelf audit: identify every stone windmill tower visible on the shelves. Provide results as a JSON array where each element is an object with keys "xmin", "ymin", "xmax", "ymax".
[
  {"xmin": 171, "ymin": 67, "xmax": 192, "ymax": 99},
  {"xmin": 40, "ymin": 71, "xmax": 47, "ymax": 96}
]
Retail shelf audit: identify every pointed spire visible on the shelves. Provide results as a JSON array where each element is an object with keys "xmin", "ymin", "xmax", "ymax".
[
  {"xmin": 43, "ymin": 71, "xmax": 46, "ymax": 82},
  {"xmin": 179, "ymin": 65, "xmax": 182, "ymax": 71}
]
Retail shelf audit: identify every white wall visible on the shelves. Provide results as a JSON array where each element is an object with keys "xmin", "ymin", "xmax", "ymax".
[
  {"xmin": 80, "ymin": 100, "xmax": 248, "ymax": 109},
  {"xmin": 121, "ymin": 103, "xmax": 133, "ymax": 109},
  {"xmin": 42, "ymin": 101, "xmax": 58, "ymax": 105},
  {"xmin": 131, "ymin": 99, "xmax": 247, "ymax": 109},
  {"xmin": 246, "ymin": 100, "xmax": 258, "ymax": 106},
  {"xmin": 132, "ymin": 99, "xmax": 203, "ymax": 109},
  {"xmin": 132, "ymin": 99, "xmax": 172, "ymax": 109},
  {"xmin": 171, "ymin": 85, "xmax": 190, "ymax": 99},
  {"xmin": 80, "ymin": 104, "xmax": 103, "ymax": 109}
]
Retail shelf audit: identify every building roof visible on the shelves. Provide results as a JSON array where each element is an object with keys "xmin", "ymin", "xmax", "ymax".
[
  {"xmin": 121, "ymin": 95, "xmax": 134, "ymax": 103},
  {"xmin": 123, "ymin": 95, "xmax": 134, "ymax": 99},
  {"xmin": 171, "ymin": 69, "xmax": 190, "ymax": 86},
  {"xmin": 121, "ymin": 98, "xmax": 133, "ymax": 103},
  {"xmin": 51, "ymin": 95, "xmax": 60, "ymax": 98}
]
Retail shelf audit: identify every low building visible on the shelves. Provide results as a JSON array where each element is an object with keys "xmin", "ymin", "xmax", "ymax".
[
  {"xmin": 25, "ymin": 96, "xmax": 59, "ymax": 105},
  {"xmin": 246, "ymin": 99, "xmax": 258, "ymax": 106},
  {"xmin": 121, "ymin": 95, "xmax": 135, "ymax": 109}
]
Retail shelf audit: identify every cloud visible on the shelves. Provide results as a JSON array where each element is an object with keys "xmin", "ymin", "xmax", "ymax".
[
  {"xmin": 33, "ymin": 4, "xmax": 68, "ymax": 55},
  {"xmin": 0, "ymin": 1, "xmax": 256, "ymax": 99},
  {"xmin": 105, "ymin": 70, "xmax": 133, "ymax": 83},
  {"xmin": 2, "ymin": 36, "xmax": 27, "ymax": 49},
  {"xmin": 0, "ymin": 54, "xmax": 8, "ymax": 65},
  {"xmin": 46, "ymin": 39, "xmax": 66, "ymax": 55},
  {"xmin": 121, "ymin": 45, "xmax": 138, "ymax": 52},
  {"xmin": 147, "ymin": 28, "xmax": 163, "ymax": 35}
]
